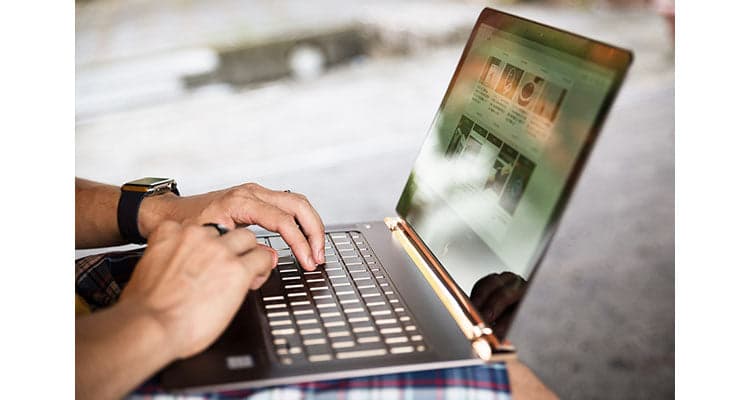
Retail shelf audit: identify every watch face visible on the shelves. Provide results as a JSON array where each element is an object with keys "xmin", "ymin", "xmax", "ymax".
[{"xmin": 127, "ymin": 177, "xmax": 173, "ymax": 188}]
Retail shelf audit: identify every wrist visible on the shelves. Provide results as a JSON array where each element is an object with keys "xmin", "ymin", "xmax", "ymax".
[
  {"xmin": 138, "ymin": 193, "xmax": 181, "ymax": 239},
  {"xmin": 114, "ymin": 298, "xmax": 178, "ymax": 365}
]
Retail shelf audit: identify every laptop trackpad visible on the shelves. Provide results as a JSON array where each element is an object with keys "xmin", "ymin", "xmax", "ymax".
[{"xmin": 159, "ymin": 293, "xmax": 271, "ymax": 390}]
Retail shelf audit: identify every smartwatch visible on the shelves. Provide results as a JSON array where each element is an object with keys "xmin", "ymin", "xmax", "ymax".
[{"xmin": 117, "ymin": 177, "xmax": 180, "ymax": 244}]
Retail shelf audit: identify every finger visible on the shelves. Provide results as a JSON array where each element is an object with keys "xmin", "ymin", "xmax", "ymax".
[
  {"xmin": 217, "ymin": 228, "xmax": 258, "ymax": 255},
  {"xmin": 250, "ymin": 267, "xmax": 274, "ymax": 290},
  {"xmin": 255, "ymin": 190, "xmax": 326, "ymax": 265},
  {"xmin": 256, "ymin": 243, "xmax": 279, "ymax": 267},
  {"xmin": 238, "ymin": 246, "xmax": 276, "ymax": 289},
  {"xmin": 242, "ymin": 199, "xmax": 318, "ymax": 271}
]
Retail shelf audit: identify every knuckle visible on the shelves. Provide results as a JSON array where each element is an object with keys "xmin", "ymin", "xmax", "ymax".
[
  {"xmin": 183, "ymin": 224, "xmax": 206, "ymax": 240},
  {"xmin": 280, "ymin": 213, "xmax": 296, "ymax": 226},
  {"xmin": 242, "ymin": 182, "xmax": 261, "ymax": 192},
  {"xmin": 226, "ymin": 189, "xmax": 246, "ymax": 203}
]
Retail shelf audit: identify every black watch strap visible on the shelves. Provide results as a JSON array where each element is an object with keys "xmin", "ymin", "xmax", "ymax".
[{"xmin": 117, "ymin": 190, "xmax": 148, "ymax": 244}]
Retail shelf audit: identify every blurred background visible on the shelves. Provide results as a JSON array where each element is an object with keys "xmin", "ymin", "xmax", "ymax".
[{"xmin": 75, "ymin": 0, "xmax": 674, "ymax": 398}]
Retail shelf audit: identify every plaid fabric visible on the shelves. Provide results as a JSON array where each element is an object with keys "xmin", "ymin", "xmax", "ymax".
[
  {"xmin": 76, "ymin": 250, "xmax": 512, "ymax": 399},
  {"xmin": 130, "ymin": 363, "xmax": 510, "ymax": 400},
  {"xmin": 75, "ymin": 248, "xmax": 145, "ymax": 310}
]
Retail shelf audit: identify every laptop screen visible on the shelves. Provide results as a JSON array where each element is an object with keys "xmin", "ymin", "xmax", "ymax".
[{"xmin": 396, "ymin": 11, "xmax": 630, "ymax": 336}]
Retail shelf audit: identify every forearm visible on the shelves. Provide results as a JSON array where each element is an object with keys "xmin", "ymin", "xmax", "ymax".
[
  {"xmin": 75, "ymin": 300, "xmax": 174, "ymax": 400},
  {"xmin": 75, "ymin": 178, "xmax": 178, "ymax": 248}
]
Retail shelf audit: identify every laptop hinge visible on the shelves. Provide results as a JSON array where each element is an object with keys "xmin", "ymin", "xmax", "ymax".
[{"xmin": 384, "ymin": 217, "xmax": 514, "ymax": 361}]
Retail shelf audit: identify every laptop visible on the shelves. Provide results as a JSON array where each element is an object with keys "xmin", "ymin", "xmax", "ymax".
[{"xmin": 161, "ymin": 7, "xmax": 632, "ymax": 392}]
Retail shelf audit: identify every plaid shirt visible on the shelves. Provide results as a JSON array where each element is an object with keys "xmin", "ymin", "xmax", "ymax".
[
  {"xmin": 131, "ymin": 363, "xmax": 510, "ymax": 400},
  {"xmin": 76, "ymin": 249, "xmax": 512, "ymax": 399}
]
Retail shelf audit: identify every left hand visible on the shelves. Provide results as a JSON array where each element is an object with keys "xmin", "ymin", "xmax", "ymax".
[{"xmin": 140, "ymin": 183, "xmax": 325, "ymax": 270}]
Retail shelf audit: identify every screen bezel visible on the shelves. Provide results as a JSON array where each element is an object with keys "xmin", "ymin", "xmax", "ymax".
[{"xmin": 395, "ymin": 7, "xmax": 633, "ymax": 342}]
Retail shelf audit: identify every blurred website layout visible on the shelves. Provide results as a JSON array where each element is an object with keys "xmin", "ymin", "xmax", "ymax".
[{"xmin": 405, "ymin": 23, "xmax": 615, "ymax": 281}]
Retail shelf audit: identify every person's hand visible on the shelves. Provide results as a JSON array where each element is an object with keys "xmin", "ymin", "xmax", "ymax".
[
  {"xmin": 118, "ymin": 221, "xmax": 277, "ymax": 359},
  {"xmin": 140, "ymin": 183, "xmax": 324, "ymax": 270},
  {"xmin": 470, "ymin": 271, "xmax": 527, "ymax": 336}
]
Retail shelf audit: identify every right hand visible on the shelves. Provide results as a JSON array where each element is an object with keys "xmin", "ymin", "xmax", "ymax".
[{"xmin": 119, "ymin": 221, "xmax": 277, "ymax": 360}]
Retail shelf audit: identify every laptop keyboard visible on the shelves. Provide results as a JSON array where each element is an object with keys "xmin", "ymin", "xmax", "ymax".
[{"xmin": 257, "ymin": 231, "xmax": 427, "ymax": 365}]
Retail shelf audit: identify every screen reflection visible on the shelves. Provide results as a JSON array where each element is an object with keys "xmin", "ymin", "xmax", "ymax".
[{"xmin": 396, "ymin": 20, "xmax": 620, "ymax": 338}]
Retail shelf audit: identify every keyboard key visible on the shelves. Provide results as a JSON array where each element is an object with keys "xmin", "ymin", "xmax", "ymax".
[
  {"xmin": 271, "ymin": 328, "xmax": 295, "ymax": 336},
  {"xmin": 308, "ymin": 354, "xmax": 333, "ymax": 362},
  {"xmin": 277, "ymin": 257, "xmax": 295, "ymax": 266},
  {"xmin": 336, "ymin": 348, "xmax": 387, "ymax": 359},
  {"xmin": 269, "ymin": 236, "xmax": 288, "ymax": 250},
  {"xmin": 390, "ymin": 346, "xmax": 415, "ymax": 354},
  {"xmin": 385, "ymin": 336, "xmax": 409, "ymax": 344},
  {"xmin": 303, "ymin": 338, "xmax": 327, "ymax": 346},
  {"xmin": 300, "ymin": 328, "xmax": 323, "ymax": 336},
  {"xmin": 331, "ymin": 340, "xmax": 356, "ymax": 349},
  {"xmin": 267, "ymin": 311, "xmax": 289, "ymax": 318},
  {"xmin": 320, "ymin": 311, "xmax": 341, "ymax": 318}
]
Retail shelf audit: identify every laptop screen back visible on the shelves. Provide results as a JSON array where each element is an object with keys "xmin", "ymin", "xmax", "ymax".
[{"xmin": 396, "ymin": 9, "xmax": 631, "ymax": 338}]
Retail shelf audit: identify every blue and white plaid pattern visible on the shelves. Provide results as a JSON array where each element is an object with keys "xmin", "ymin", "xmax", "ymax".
[{"xmin": 131, "ymin": 363, "xmax": 510, "ymax": 399}]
